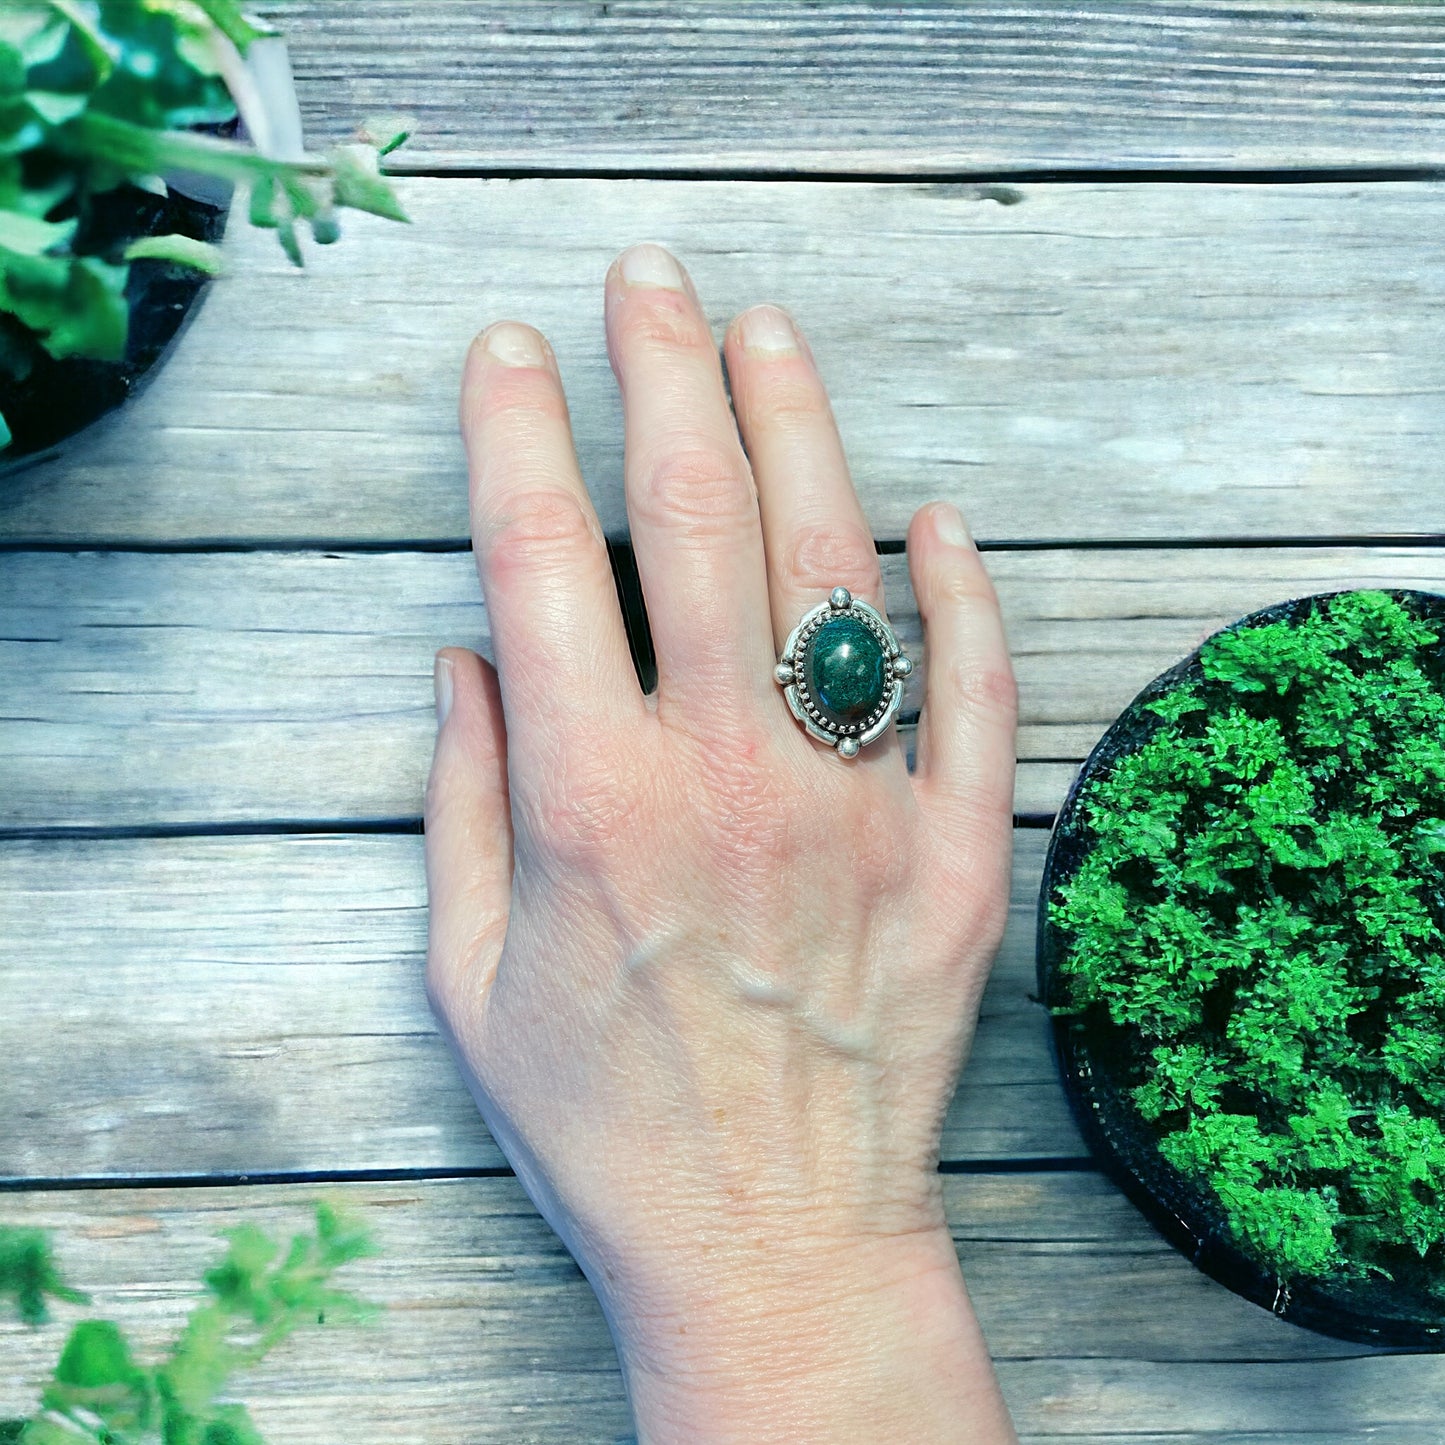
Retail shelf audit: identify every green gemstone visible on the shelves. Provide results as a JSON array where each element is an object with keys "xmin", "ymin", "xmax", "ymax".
[{"xmin": 804, "ymin": 614, "xmax": 889, "ymax": 725}]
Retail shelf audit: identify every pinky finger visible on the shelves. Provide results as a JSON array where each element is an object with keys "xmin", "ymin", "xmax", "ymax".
[{"xmin": 908, "ymin": 502, "xmax": 1018, "ymax": 845}]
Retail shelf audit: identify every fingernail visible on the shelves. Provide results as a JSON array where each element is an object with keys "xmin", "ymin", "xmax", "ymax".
[
  {"xmin": 482, "ymin": 322, "xmax": 548, "ymax": 367},
  {"xmin": 434, "ymin": 653, "xmax": 454, "ymax": 728},
  {"xmin": 935, "ymin": 502, "xmax": 973, "ymax": 548},
  {"xmin": 619, "ymin": 242, "xmax": 686, "ymax": 290},
  {"xmin": 738, "ymin": 305, "xmax": 798, "ymax": 356}
]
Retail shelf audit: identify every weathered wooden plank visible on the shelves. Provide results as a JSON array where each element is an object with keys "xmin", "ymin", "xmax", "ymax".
[
  {"xmin": 254, "ymin": 1, "xmax": 1445, "ymax": 173},
  {"xmin": 3, "ymin": 180, "xmax": 1442, "ymax": 545},
  {"xmin": 0, "ymin": 829, "xmax": 1074, "ymax": 1181},
  {"xmin": 3, "ymin": 546, "xmax": 1442, "ymax": 829},
  {"xmin": 0, "ymin": 1176, "xmax": 1425, "ymax": 1443}
]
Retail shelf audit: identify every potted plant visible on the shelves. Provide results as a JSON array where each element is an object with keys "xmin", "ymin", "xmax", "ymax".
[
  {"xmin": 1039, "ymin": 588, "xmax": 1445, "ymax": 1344},
  {"xmin": 0, "ymin": 0, "xmax": 409, "ymax": 456}
]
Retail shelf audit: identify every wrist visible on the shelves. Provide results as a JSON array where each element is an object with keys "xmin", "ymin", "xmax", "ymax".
[{"xmin": 601, "ymin": 1227, "xmax": 1017, "ymax": 1445}]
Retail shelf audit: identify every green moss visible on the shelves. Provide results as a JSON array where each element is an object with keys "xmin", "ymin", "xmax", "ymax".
[{"xmin": 1051, "ymin": 590, "xmax": 1445, "ymax": 1289}]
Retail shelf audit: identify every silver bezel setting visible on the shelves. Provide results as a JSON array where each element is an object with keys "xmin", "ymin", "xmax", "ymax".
[{"xmin": 774, "ymin": 587, "xmax": 911, "ymax": 758}]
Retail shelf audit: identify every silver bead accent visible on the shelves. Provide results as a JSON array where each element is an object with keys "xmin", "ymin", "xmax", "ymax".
[
  {"xmin": 829, "ymin": 586, "xmax": 851, "ymax": 610},
  {"xmin": 837, "ymin": 736, "xmax": 861, "ymax": 759},
  {"xmin": 773, "ymin": 662, "xmax": 794, "ymax": 685},
  {"xmin": 892, "ymin": 655, "xmax": 913, "ymax": 678}
]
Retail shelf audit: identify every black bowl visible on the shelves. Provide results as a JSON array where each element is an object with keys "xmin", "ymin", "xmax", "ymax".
[{"xmin": 1037, "ymin": 587, "xmax": 1445, "ymax": 1346}]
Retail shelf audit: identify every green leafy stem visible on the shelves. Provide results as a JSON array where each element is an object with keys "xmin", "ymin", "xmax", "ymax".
[
  {"xmin": 0, "ymin": 1202, "xmax": 378, "ymax": 1445},
  {"xmin": 0, "ymin": 0, "xmax": 413, "ymax": 449}
]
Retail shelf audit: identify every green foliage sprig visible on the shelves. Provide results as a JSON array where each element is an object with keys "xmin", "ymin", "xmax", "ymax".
[
  {"xmin": 1050, "ymin": 590, "xmax": 1445, "ymax": 1288},
  {"xmin": 0, "ymin": 1202, "xmax": 377, "ymax": 1444},
  {"xmin": 0, "ymin": 1229, "xmax": 91, "ymax": 1327},
  {"xmin": 0, "ymin": 0, "xmax": 411, "ymax": 447}
]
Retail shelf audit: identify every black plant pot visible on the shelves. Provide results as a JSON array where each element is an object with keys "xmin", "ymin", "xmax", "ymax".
[
  {"xmin": 0, "ymin": 179, "xmax": 229, "ymax": 461},
  {"xmin": 1037, "ymin": 587, "xmax": 1445, "ymax": 1347}
]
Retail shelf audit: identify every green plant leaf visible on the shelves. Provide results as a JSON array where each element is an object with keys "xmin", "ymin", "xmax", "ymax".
[
  {"xmin": 54, "ymin": 1318, "xmax": 137, "ymax": 1387},
  {"xmin": 328, "ymin": 143, "xmax": 409, "ymax": 223},
  {"xmin": 43, "ymin": 1318, "xmax": 154, "ymax": 1434},
  {"xmin": 0, "ymin": 4, "xmax": 69, "ymax": 69},
  {"xmin": 0, "ymin": 0, "xmax": 408, "ymax": 372},
  {"xmin": 187, "ymin": 0, "xmax": 276, "ymax": 52},
  {"xmin": 5, "ymin": 1207, "xmax": 377, "ymax": 1441},
  {"xmin": 124, "ymin": 231, "xmax": 224, "ymax": 273},
  {"xmin": 0, "ymin": 40, "xmax": 25, "ymax": 96},
  {"xmin": 14, "ymin": 1421, "xmax": 80, "ymax": 1445},
  {"xmin": 358, "ymin": 112, "xmax": 414, "ymax": 157},
  {"xmin": 44, "ymin": 0, "xmax": 116, "ymax": 83},
  {"xmin": 0, "ymin": 1227, "xmax": 90, "ymax": 1326},
  {"xmin": 201, "ymin": 1401, "xmax": 266, "ymax": 1445},
  {"xmin": 0, "ymin": 207, "xmax": 75, "ymax": 254},
  {"xmin": 1, "ymin": 251, "xmax": 128, "ymax": 361},
  {"xmin": 24, "ymin": 89, "xmax": 88, "ymax": 125}
]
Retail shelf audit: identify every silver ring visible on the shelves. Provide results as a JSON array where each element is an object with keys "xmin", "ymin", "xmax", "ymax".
[{"xmin": 773, "ymin": 586, "xmax": 912, "ymax": 759}]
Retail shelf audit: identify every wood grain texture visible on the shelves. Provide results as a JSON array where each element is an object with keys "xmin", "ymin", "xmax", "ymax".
[
  {"xmin": 253, "ymin": 1, "xmax": 1445, "ymax": 173},
  {"xmin": 0, "ymin": 1176, "xmax": 1428, "ymax": 1443},
  {"xmin": 3, "ymin": 179, "xmax": 1443, "ymax": 546},
  {"xmin": 4, "ymin": 546, "xmax": 1442, "ymax": 830},
  {"xmin": 0, "ymin": 829, "xmax": 1075, "ymax": 1180}
]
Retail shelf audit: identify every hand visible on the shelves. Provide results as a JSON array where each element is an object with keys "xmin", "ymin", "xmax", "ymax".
[{"xmin": 425, "ymin": 243, "xmax": 1019, "ymax": 1443}]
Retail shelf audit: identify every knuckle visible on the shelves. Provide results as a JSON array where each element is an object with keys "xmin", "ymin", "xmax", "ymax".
[
  {"xmin": 425, "ymin": 923, "xmax": 502, "ymax": 1031},
  {"xmin": 945, "ymin": 655, "xmax": 1020, "ymax": 725},
  {"xmin": 933, "ymin": 563, "xmax": 1000, "ymax": 613},
  {"xmin": 919, "ymin": 837, "xmax": 1013, "ymax": 968},
  {"xmin": 751, "ymin": 372, "xmax": 830, "ymax": 427},
  {"xmin": 526, "ymin": 749, "xmax": 634, "ymax": 869},
  {"xmin": 423, "ymin": 952, "xmax": 456, "ymax": 1027},
  {"xmin": 466, "ymin": 364, "xmax": 569, "ymax": 429},
  {"xmin": 423, "ymin": 943, "xmax": 462, "ymax": 1024},
  {"xmin": 614, "ymin": 291, "xmax": 713, "ymax": 353},
  {"xmin": 787, "ymin": 520, "xmax": 882, "ymax": 600},
  {"xmin": 636, "ymin": 445, "xmax": 756, "ymax": 530},
  {"xmin": 423, "ymin": 757, "xmax": 447, "ymax": 825},
  {"xmin": 839, "ymin": 794, "xmax": 914, "ymax": 904},
  {"xmin": 480, "ymin": 488, "xmax": 600, "ymax": 581},
  {"xmin": 698, "ymin": 748, "xmax": 797, "ymax": 872}
]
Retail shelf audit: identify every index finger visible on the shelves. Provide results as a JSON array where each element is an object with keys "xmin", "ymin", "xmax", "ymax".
[{"xmin": 461, "ymin": 321, "xmax": 646, "ymax": 768}]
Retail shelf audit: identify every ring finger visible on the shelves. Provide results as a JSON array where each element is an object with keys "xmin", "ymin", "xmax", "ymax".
[
  {"xmin": 725, "ymin": 306, "xmax": 885, "ymax": 645},
  {"xmin": 724, "ymin": 304, "xmax": 905, "ymax": 769}
]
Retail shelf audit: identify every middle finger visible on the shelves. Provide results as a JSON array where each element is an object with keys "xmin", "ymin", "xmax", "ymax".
[{"xmin": 605, "ymin": 244, "xmax": 777, "ymax": 721}]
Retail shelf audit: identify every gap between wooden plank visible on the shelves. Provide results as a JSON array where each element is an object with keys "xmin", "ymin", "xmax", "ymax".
[
  {"xmin": 0, "ymin": 1156, "xmax": 1101, "ymax": 1195},
  {"xmin": 2, "ymin": 534, "xmax": 1444, "ymax": 555},
  {"xmin": 373, "ymin": 164, "xmax": 1445, "ymax": 183}
]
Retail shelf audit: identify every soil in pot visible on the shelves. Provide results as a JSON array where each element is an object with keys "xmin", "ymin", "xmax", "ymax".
[{"xmin": 1039, "ymin": 588, "xmax": 1445, "ymax": 1345}]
